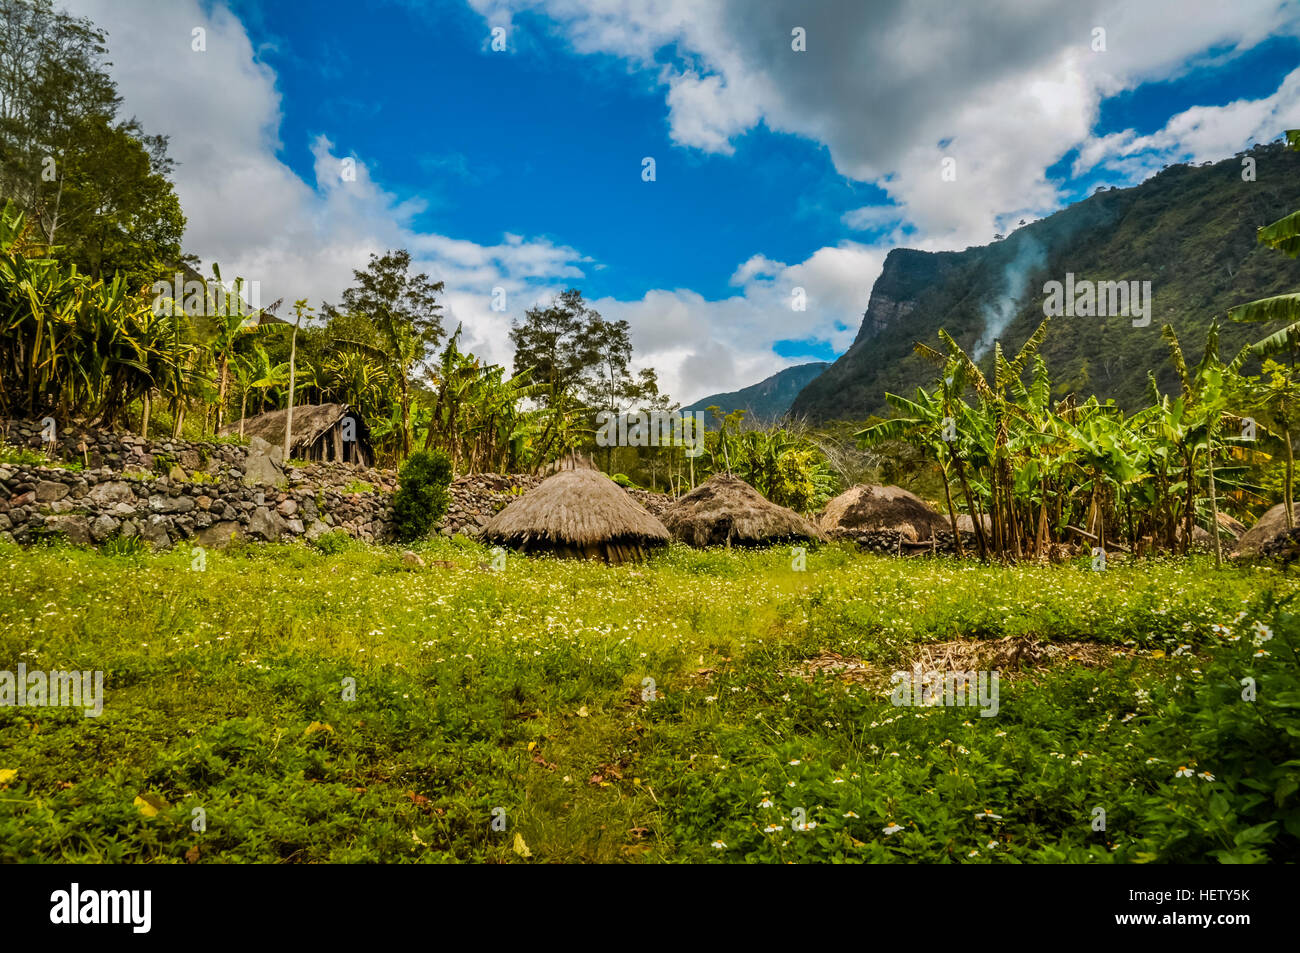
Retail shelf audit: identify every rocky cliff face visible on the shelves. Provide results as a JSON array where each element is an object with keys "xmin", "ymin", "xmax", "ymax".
[{"xmin": 791, "ymin": 142, "xmax": 1300, "ymax": 421}]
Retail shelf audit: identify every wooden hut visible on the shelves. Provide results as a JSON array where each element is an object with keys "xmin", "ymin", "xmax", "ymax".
[
  {"xmin": 481, "ymin": 468, "xmax": 670, "ymax": 564},
  {"xmin": 220, "ymin": 403, "xmax": 373, "ymax": 466},
  {"xmin": 662, "ymin": 473, "xmax": 821, "ymax": 547}
]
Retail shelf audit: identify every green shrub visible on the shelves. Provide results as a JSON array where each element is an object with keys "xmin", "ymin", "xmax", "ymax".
[
  {"xmin": 1130, "ymin": 591, "xmax": 1300, "ymax": 862},
  {"xmin": 611, "ymin": 472, "xmax": 639, "ymax": 489},
  {"xmin": 392, "ymin": 450, "xmax": 453, "ymax": 542},
  {"xmin": 311, "ymin": 529, "xmax": 355, "ymax": 555}
]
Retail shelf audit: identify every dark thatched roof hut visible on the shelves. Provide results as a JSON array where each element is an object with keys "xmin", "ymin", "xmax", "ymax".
[
  {"xmin": 481, "ymin": 468, "xmax": 670, "ymax": 564},
  {"xmin": 662, "ymin": 473, "xmax": 822, "ymax": 547},
  {"xmin": 819, "ymin": 484, "xmax": 951, "ymax": 541},
  {"xmin": 220, "ymin": 403, "xmax": 372, "ymax": 466}
]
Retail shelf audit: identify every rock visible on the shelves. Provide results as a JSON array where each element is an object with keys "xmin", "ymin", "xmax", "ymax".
[
  {"xmin": 242, "ymin": 436, "xmax": 285, "ymax": 487},
  {"xmin": 304, "ymin": 520, "xmax": 331, "ymax": 542},
  {"xmin": 168, "ymin": 464, "xmax": 187, "ymax": 482},
  {"xmin": 90, "ymin": 514, "xmax": 120, "ymax": 542},
  {"xmin": 35, "ymin": 480, "xmax": 69, "ymax": 503},
  {"xmin": 140, "ymin": 515, "xmax": 172, "ymax": 551},
  {"xmin": 247, "ymin": 506, "xmax": 286, "ymax": 541},
  {"xmin": 276, "ymin": 498, "xmax": 298, "ymax": 517},
  {"xmin": 45, "ymin": 514, "xmax": 91, "ymax": 545},
  {"xmin": 179, "ymin": 450, "xmax": 200, "ymax": 470},
  {"xmin": 88, "ymin": 481, "xmax": 135, "ymax": 505},
  {"xmin": 160, "ymin": 495, "xmax": 196, "ymax": 514},
  {"xmin": 197, "ymin": 521, "xmax": 242, "ymax": 548},
  {"xmin": 402, "ymin": 550, "xmax": 425, "ymax": 567},
  {"xmin": 9, "ymin": 491, "xmax": 34, "ymax": 507}
]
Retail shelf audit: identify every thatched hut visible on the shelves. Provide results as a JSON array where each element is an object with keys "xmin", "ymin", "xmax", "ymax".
[
  {"xmin": 481, "ymin": 468, "xmax": 670, "ymax": 564},
  {"xmin": 819, "ymin": 484, "xmax": 951, "ymax": 540},
  {"xmin": 1232, "ymin": 503, "xmax": 1292, "ymax": 558},
  {"xmin": 220, "ymin": 403, "xmax": 372, "ymax": 466},
  {"xmin": 662, "ymin": 473, "xmax": 822, "ymax": 547}
]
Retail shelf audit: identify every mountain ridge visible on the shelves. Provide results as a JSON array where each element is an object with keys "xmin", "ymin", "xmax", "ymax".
[
  {"xmin": 791, "ymin": 141, "xmax": 1300, "ymax": 421},
  {"xmin": 682, "ymin": 361, "xmax": 829, "ymax": 424}
]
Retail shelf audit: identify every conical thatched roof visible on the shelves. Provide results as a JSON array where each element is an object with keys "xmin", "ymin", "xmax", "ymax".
[
  {"xmin": 662, "ymin": 473, "xmax": 822, "ymax": 547},
  {"xmin": 819, "ymin": 484, "xmax": 951, "ymax": 541},
  {"xmin": 1232, "ymin": 503, "xmax": 1292, "ymax": 557},
  {"xmin": 481, "ymin": 468, "xmax": 669, "ymax": 563}
]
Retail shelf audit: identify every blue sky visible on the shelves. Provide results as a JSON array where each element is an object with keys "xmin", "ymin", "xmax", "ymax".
[{"xmin": 69, "ymin": 0, "xmax": 1300, "ymax": 404}]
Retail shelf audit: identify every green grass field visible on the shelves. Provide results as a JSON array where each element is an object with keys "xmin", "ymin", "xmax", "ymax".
[{"xmin": 1, "ymin": 538, "xmax": 1297, "ymax": 863}]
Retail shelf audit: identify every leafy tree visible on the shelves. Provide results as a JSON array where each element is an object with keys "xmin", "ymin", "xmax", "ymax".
[
  {"xmin": 509, "ymin": 288, "xmax": 598, "ymax": 408},
  {"xmin": 335, "ymin": 249, "xmax": 445, "ymax": 458},
  {"xmin": 0, "ymin": 0, "xmax": 186, "ymax": 287}
]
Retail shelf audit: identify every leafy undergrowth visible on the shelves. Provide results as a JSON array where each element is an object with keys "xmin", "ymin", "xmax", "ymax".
[{"xmin": 0, "ymin": 538, "xmax": 1295, "ymax": 863}]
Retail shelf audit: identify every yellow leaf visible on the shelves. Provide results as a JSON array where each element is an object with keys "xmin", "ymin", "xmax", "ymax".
[
  {"xmin": 512, "ymin": 832, "xmax": 532, "ymax": 858},
  {"xmin": 577, "ymin": 706, "xmax": 589, "ymax": 718},
  {"xmin": 527, "ymin": 741, "xmax": 536, "ymax": 752},
  {"xmin": 134, "ymin": 793, "xmax": 169, "ymax": 817},
  {"xmin": 1150, "ymin": 650, "xmax": 1166, "ymax": 659},
  {"xmin": 0, "ymin": 768, "xmax": 17, "ymax": 785},
  {"xmin": 304, "ymin": 721, "xmax": 334, "ymax": 736}
]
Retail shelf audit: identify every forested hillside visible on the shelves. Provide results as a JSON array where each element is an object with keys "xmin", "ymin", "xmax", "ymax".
[{"xmin": 793, "ymin": 142, "xmax": 1300, "ymax": 420}]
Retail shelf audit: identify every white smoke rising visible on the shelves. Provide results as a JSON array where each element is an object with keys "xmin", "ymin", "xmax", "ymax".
[{"xmin": 973, "ymin": 237, "xmax": 1046, "ymax": 360}]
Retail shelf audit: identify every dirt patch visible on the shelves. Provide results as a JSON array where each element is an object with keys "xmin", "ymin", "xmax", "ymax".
[
  {"xmin": 785, "ymin": 651, "xmax": 873, "ymax": 683},
  {"xmin": 786, "ymin": 636, "xmax": 1125, "ymax": 686}
]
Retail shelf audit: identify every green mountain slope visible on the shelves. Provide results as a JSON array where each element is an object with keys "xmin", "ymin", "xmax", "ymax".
[
  {"xmin": 791, "ymin": 141, "xmax": 1300, "ymax": 420},
  {"xmin": 682, "ymin": 361, "xmax": 829, "ymax": 423}
]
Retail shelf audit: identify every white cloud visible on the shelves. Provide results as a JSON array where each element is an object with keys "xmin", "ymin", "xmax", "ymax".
[
  {"xmin": 468, "ymin": 0, "xmax": 1300, "ymax": 249},
  {"xmin": 1077, "ymin": 67, "xmax": 1300, "ymax": 180},
  {"xmin": 59, "ymin": 0, "xmax": 1300, "ymax": 410},
  {"xmin": 62, "ymin": 0, "xmax": 589, "ymax": 372}
]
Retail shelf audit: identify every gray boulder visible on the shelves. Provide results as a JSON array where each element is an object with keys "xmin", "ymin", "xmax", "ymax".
[
  {"xmin": 88, "ymin": 481, "xmax": 134, "ymax": 505},
  {"xmin": 45, "ymin": 514, "xmax": 91, "ymax": 545},
  {"xmin": 197, "ymin": 521, "xmax": 242, "ymax": 548},
  {"xmin": 242, "ymin": 437, "xmax": 285, "ymax": 487},
  {"xmin": 35, "ymin": 480, "xmax": 69, "ymax": 503},
  {"xmin": 248, "ymin": 506, "xmax": 286, "ymax": 541}
]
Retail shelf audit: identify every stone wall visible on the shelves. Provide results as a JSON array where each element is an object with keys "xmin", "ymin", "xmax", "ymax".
[
  {"xmin": 0, "ymin": 461, "xmax": 393, "ymax": 549},
  {"xmin": 1, "ymin": 419, "xmax": 679, "ymax": 549}
]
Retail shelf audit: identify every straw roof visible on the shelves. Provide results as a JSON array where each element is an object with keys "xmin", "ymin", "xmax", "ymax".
[
  {"xmin": 481, "ymin": 468, "xmax": 670, "ymax": 563},
  {"xmin": 220, "ymin": 403, "xmax": 368, "ymax": 454},
  {"xmin": 1232, "ymin": 503, "xmax": 1291, "ymax": 558},
  {"xmin": 819, "ymin": 484, "xmax": 951, "ymax": 541},
  {"xmin": 662, "ymin": 473, "xmax": 822, "ymax": 547}
]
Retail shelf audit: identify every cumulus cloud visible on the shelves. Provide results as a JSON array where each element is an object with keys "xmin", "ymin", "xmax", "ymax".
[
  {"xmin": 1076, "ymin": 66, "xmax": 1300, "ymax": 181},
  {"xmin": 59, "ymin": 0, "xmax": 1300, "ymax": 407},
  {"xmin": 61, "ymin": 0, "xmax": 589, "ymax": 371},
  {"xmin": 469, "ymin": 0, "xmax": 1300, "ymax": 247}
]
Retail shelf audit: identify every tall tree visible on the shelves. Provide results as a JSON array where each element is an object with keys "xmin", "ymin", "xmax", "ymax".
[
  {"xmin": 509, "ymin": 288, "xmax": 599, "ymax": 407},
  {"xmin": 0, "ymin": 0, "xmax": 185, "ymax": 287},
  {"xmin": 336, "ymin": 249, "xmax": 444, "ymax": 458}
]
